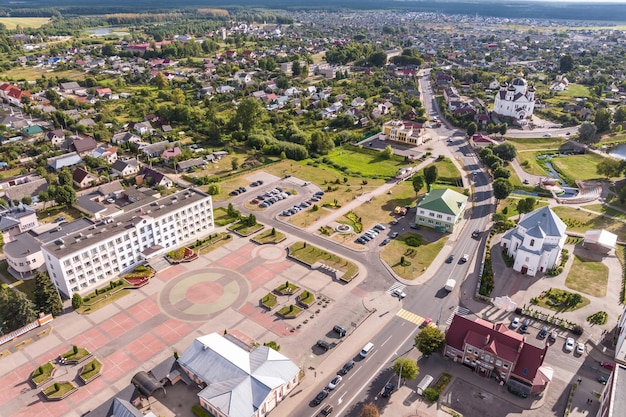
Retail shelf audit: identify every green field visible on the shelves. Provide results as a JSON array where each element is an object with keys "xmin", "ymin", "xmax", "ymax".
[
  {"xmin": 555, "ymin": 83, "xmax": 592, "ymax": 98},
  {"xmin": 551, "ymin": 153, "xmax": 615, "ymax": 182},
  {"xmin": 325, "ymin": 146, "xmax": 407, "ymax": 178},
  {"xmin": 0, "ymin": 67, "xmax": 85, "ymax": 82},
  {"xmin": 552, "ymin": 206, "xmax": 626, "ymax": 241},
  {"xmin": 565, "ymin": 255, "xmax": 608, "ymax": 298},
  {"xmin": 380, "ymin": 232, "xmax": 448, "ymax": 280},
  {"xmin": 0, "ymin": 17, "xmax": 50, "ymax": 29},
  {"xmin": 506, "ymin": 137, "xmax": 567, "ymax": 152}
]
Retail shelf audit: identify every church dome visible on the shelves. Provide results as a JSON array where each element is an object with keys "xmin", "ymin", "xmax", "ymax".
[{"xmin": 512, "ymin": 77, "xmax": 527, "ymax": 87}]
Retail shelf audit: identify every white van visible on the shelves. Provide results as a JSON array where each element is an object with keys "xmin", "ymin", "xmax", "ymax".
[
  {"xmin": 416, "ymin": 374, "xmax": 434, "ymax": 395},
  {"xmin": 360, "ymin": 342, "xmax": 374, "ymax": 358}
]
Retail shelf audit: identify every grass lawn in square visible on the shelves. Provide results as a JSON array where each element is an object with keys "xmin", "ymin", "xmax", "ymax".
[
  {"xmin": 77, "ymin": 289, "xmax": 130, "ymax": 314},
  {"xmin": 581, "ymin": 204, "xmax": 626, "ymax": 221},
  {"xmin": 422, "ymin": 157, "xmax": 463, "ymax": 186},
  {"xmin": 261, "ymin": 293, "xmax": 277, "ymax": 308},
  {"xmin": 251, "ymin": 228, "xmax": 285, "ymax": 244},
  {"xmin": 62, "ymin": 347, "xmax": 90, "ymax": 361},
  {"xmin": 31, "ymin": 362, "xmax": 55, "ymax": 385},
  {"xmin": 555, "ymin": 83, "xmax": 592, "ymax": 98},
  {"xmin": 565, "ymin": 255, "xmax": 608, "ymax": 297},
  {"xmin": 351, "ymin": 181, "xmax": 416, "ymax": 231},
  {"xmin": 277, "ymin": 305, "xmax": 302, "ymax": 317},
  {"xmin": 288, "ymin": 205, "xmax": 330, "ymax": 228},
  {"xmin": 298, "ymin": 290, "xmax": 316, "ymax": 307},
  {"xmin": 80, "ymin": 358, "xmax": 103, "ymax": 382},
  {"xmin": 552, "ymin": 206, "xmax": 626, "ymax": 241},
  {"xmin": 213, "ymin": 206, "xmax": 240, "ymax": 226},
  {"xmin": 497, "ymin": 197, "xmax": 550, "ymax": 220},
  {"xmin": 42, "ymin": 381, "xmax": 76, "ymax": 398},
  {"xmin": 380, "ymin": 232, "xmax": 448, "ymax": 280},
  {"xmin": 288, "ymin": 241, "xmax": 358, "ymax": 281},
  {"xmin": 229, "ymin": 220, "xmax": 264, "ymax": 236},
  {"xmin": 551, "ymin": 153, "xmax": 618, "ymax": 182},
  {"xmin": 324, "ymin": 146, "xmax": 408, "ymax": 178},
  {"xmin": 534, "ymin": 288, "xmax": 590, "ymax": 312}
]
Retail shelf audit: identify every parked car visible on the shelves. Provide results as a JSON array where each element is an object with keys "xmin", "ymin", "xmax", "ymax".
[
  {"xmin": 410, "ymin": 224, "xmax": 420, "ymax": 230},
  {"xmin": 380, "ymin": 238, "xmax": 391, "ymax": 246},
  {"xmin": 315, "ymin": 191, "xmax": 325, "ymax": 196},
  {"xmin": 229, "ymin": 190, "xmax": 240, "ymax": 196},
  {"xmin": 53, "ymin": 216, "xmax": 66, "ymax": 223},
  {"xmin": 381, "ymin": 382, "xmax": 395, "ymax": 398},
  {"xmin": 333, "ymin": 325, "xmax": 347, "ymax": 337},
  {"xmin": 339, "ymin": 360, "xmax": 355, "ymax": 375},
  {"xmin": 316, "ymin": 340, "xmax": 330, "ymax": 352},
  {"xmin": 520, "ymin": 319, "xmax": 530, "ymax": 333},
  {"xmin": 318, "ymin": 404, "xmax": 333, "ymax": 416},
  {"xmin": 374, "ymin": 223, "xmax": 386, "ymax": 231},
  {"xmin": 598, "ymin": 375, "xmax": 609, "ymax": 385},
  {"xmin": 600, "ymin": 361, "xmax": 615, "ymax": 370},
  {"xmin": 565, "ymin": 337, "xmax": 575, "ymax": 352},
  {"xmin": 510, "ymin": 317, "xmax": 520, "ymax": 329},
  {"xmin": 538, "ymin": 326, "xmax": 548, "ymax": 339},
  {"xmin": 390, "ymin": 219, "xmax": 399, "ymax": 225},
  {"xmin": 392, "ymin": 288, "xmax": 406, "ymax": 299},
  {"xmin": 312, "ymin": 389, "xmax": 329, "ymax": 405},
  {"xmin": 390, "ymin": 232, "xmax": 399, "ymax": 238},
  {"xmin": 327, "ymin": 375, "xmax": 342, "ymax": 390},
  {"xmin": 576, "ymin": 343, "xmax": 585, "ymax": 355},
  {"xmin": 549, "ymin": 331, "xmax": 558, "ymax": 343}
]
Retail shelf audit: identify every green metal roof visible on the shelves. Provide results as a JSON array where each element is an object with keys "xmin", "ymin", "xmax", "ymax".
[{"xmin": 417, "ymin": 188, "xmax": 468, "ymax": 216}]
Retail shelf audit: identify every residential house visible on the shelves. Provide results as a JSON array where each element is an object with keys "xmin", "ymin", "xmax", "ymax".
[
  {"xmin": 415, "ymin": 188, "xmax": 468, "ymax": 233},
  {"xmin": 22, "ymin": 125, "xmax": 44, "ymax": 137},
  {"xmin": 0, "ymin": 205, "xmax": 39, "ymax": 244},
  {"xmin": 471, "ymin": 134, "xmax": 496, "ymax": 148},
  {"xmin": 436, "ymin": 73, "xmax": 455, "ymax": 86},
  {"xmin": 59, "ymin": 81, "xmax": 87, "ymax": 96},
  {"xmin": 197, "ymin": 86, "xmax": 214, "ymax": 99},
  {"xmin": 96, "ymin": 88, "xmax": 112, "ymax": 97},
  {"xmin": 132, "ymin": 121, "xmax": 153, "ymax": 135},
  {"xmin": 68, "ymin": 135, "xmax": 98, "ymax": 156},
  {"xmin": 161, "ymin": 146, "xmax": 182, "ymax": 162},
  {"xmin": 444, "ymin": 314, "xmax": 551, "ymax": 395},
  {"xmin": 46, "ymin": 152, "xmax": 83, "ymax": 171},
  {"xmin": 111, "ymin": 159, "xmax": 140, "ymax": 177},
  {"xmin": 500, "ymin": 206, "xmax": 567, "ymax": 276},
  {"xmin": 177, "ymin": 333, "xmax": 300, "ymax": 417},
  {"xmin": 111, "ymin": 132, "xmax": 141, "ymax": 145},
  {"xmin": 46, "ymin": 129, "xmax": 65, "ymax": 147},
  {"xmin": 140, "ymin": 141, "xmax": 178, "ymax": 159},
  {"xmin": 73, "ymin": 167, "xmax": 99, "ymax": 189},
  {"xmin": 91, "ymin": 146, "xmax": 118, "ymax": 164},
  {"xmin": 136, "ymin": 166, "xmax": 173, "ymax": 188},
  {"xmin": 380, "ymin": 120, "xmax": 424, "ymax": 145},
  {"xmin": 77, "ymin": 118, "xmax": 96, "ymax": 128},
  {"xmin": 177, "ymin": 158, "xmax": 207, "ymax": 173}
]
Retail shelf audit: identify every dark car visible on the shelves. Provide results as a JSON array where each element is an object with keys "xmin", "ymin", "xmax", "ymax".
[
  {"xmin": 520, "ymin": 319, "xmax": 530, "ymax": 333},
  {"xmin": 598, "ymin": 375, "xmax": 609, "ymax": 385},
  {"xmin": 53, "ymin": 216, "xmax": 66, "ymax": 223},
  {"xmin": 538, "ymin": 326, "xmax": 548, "ymax": 339},
  {"xmin": 410, "ymin": 224, "xmax": 420, "ymax": 230},
  {"xmin": 319, "ymin": 403, "xmax": 333, "ymax": 416},
  {"xmin": 333, "ymin": 325, "xmax": 347, "ymax": 337},
  {"xmin": 471, "ymin": 230, "xmax": 481, "ymax": 239},
  {"xmin": 316, "ymin": 340, "xmax": 330, "ymax": 351},
  {"xmin": 229, "ymin": 190, "xmax": 240, "ymax": 196},
  {"xmin": 446, "ymin": 255, "xmax": 455, "ymax": 264},
  {"xmin": 381, "ymin": 382, "xmax": 395, "ymax": 398},
  {"xmin": 312, "ymin": 389, "xmax": 329, "ymax": 405},
  {"xmin": 339, "ymin": 360, "xmax": 355, "ymax": 375}
]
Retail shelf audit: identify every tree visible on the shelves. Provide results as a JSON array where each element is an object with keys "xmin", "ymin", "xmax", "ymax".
[
  {"xmin": 232, "ymin": 98, "xmax": 264, "ymax": 137},
  {"xmin": 360, "ymin": 403, "xmax": 379, "ymax": 417},
  {"xmin": 516, "ymin": 197, "xmax": 536, "ymax": 220},
  {"xmin": 412, "ymin": 175, "xmax": 424, "ymax": 195},
  {"xmin": 578, "ymin": 121, "xmax": 598, "ymax": 143},
  {"xmin": 263, "ymin": 341, "xmax": 280, "ymax": 351},
  {"xmin": 392, "ymin": 357, "xmax": 419, "ymax": 381},
  {"xmin": 33, "ymin": 271, "xmax": 63, "ymax": 316},
  {"xmin": 423, "ymin": 165, "xmax": 438, "ymax": 190},
  {"xmin": 312, "ymin": 131, "xmax": 334, "ymax": 155},
  {"xmin": 72, "ymin": 293, "xmax": 83, "ymax": 309},
  {"xmin": 559, "ymin": 55, "xmax": 574, "ymax": 73},
  {"xmin": 414, "ymin": 326, "xmax": 445, "ymax": 356},
  {"xmin": 381, "ymin": 145, "xmax": 393, "ymax": 159},
  {"xmin": 493, "ymin": 178, "xmax": 513, "ymax": 201},
  {"xmin": 466, "ymin": 122, "xmax": 477, "ymax": 137},
  {"xmin": 3, "ymin": 289, "xmax": 37, "ymax": 330},
  {"xmin": 52, "ymin": 185, "xmax": 76, "ymax": 206},
  {"xmin": 493, "ymin": 166, "xmax": 511, "ymax": 179},
  {"xmin": 614, "ymin": 106, "xmax": 626, "ymax": 123},
  {"xmin": 368, "ymin": 51, "xmax": 387, "ymax": 67},
  {"xmin": 493, "ymin": 143, "xmax": 517, "ymax": 161},
  {"xmin": 596, "ymin": 159, "xmax": 622, "ymax": 178},
  {"xmin": 231, "ymin": 158, "xmax": 239, "ymax": 171},
  {"xmin": 57, "ymin": 167, "xmax": 72, "ymax": 186},
  {"xmin": 246, "ymin": 214, "xmax": 257, "ymax": 226},
  {"xmin": 153, "ymin": 72, "xmax": 169, "ymax": 90},
  {"xmin": 207, "ymin": 184, "xmax": 220, "ymax": 195},
  {"xmin": 594, "ymin": 108, "xmax": 613, "ymax": 133},
  {"xmin": 499, "ymin": 123, "xmax": 508, "ymax": 137}
]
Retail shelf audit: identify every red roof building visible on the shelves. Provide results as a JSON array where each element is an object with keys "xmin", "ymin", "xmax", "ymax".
[{"xmin": 444, "ymin": 314, "xmax": 551, "ymax": 395}]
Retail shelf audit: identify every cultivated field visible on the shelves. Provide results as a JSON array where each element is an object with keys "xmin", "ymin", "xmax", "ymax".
[{"xmin": 0, "ymin": 17, "xmax": 50, "ymax": 29}]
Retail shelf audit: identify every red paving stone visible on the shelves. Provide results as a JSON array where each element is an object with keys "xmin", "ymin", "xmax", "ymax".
[
  {"xmin": 265, "ymin": 260, "xmax": 291, "ymax": 273},
  {"xmin": 238, "ymin": 302, "xmax": 256, "ymax": 316},
  {"xmin": 235, "ymin": 244, "xmax": 253, "ymax": 259},
  {"xmin": 157, "ymin": 265, "xmax": 186, "ymax": 282},
  {"xmin": 248, "ymin": 309, "xmax": 277, "ymax": 329},
  {"xmin": 11, "ymin": 401, "xmax": 52, "ymax": 417},
  {"xmin": 43, "ymin": 397, "xmax": 72, "ymax": 416},
  {"xmin": 350, "ymin": 286, "xmax": 368, "ymax": 298},
  {"xmin": 245, "ymin": 266, "xmax": 275, "ymax": 290},
  {"xmin": 127, "ymin": 298, "xmax": 160, "ymax": 322},
  {"xmin": 102, "ymin": 350, "xmax": 137, "ymax": 383},
  {"xmin": 70, "ymin": 327, "xmax": 108, "ymax": 353},
  {"xmin": 270, "ymin": 321, "xmax": 299, "ymax": 337},
  {"xmin": 154, "ymin": 319, "xmax": 193, "ymax": 345},
  {"xmin": 126, "ymin": 333, "xmax": 166, "ymax": 362},
  {"xmin": 216, "ymin": 253, "xmax": 248, "ymax": 269}
]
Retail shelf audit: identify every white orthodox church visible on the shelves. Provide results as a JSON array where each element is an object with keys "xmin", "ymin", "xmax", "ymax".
[{"xmin": 493, "ymin": 77, "xmax": 535, "ymax": 121}]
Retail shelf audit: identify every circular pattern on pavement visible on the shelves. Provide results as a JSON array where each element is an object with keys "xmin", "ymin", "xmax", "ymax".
[
  {"xmin": 254, "ymin": 245, "xmax": 284, "ymax": 262},
  {"xmin": 158, "ymin": 267, "xmax": 250, "ymax": 322}
]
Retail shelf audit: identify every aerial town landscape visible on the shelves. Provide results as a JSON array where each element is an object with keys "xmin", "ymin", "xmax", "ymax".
[{"xmin": 1, "ymin": 1, "xmax": 626, "ymax": 417}]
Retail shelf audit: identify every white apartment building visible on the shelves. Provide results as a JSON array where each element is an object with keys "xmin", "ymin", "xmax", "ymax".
[{"xmin": 38, "ymin": 188, "xmax": 213, "ymax": 297}]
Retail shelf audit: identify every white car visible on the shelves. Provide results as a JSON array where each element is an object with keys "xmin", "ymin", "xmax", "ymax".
[
  {"xmin": 565, "ymin": 337, "xmax": 575, "ymax": 352},
  {"xmin": 327, "ymin": 375, "xmax": 342, "ymax": 390},
  {"xmin": 392, "ymin": 288, "xmax": 406, "ymax": 299},
  {"xmin": 576, "ymin": 342, "xmax": 585, "ymax": 355},
  {"xmin": 460, "ymin": 254, "xmax": 469, "ymax": 263},
  {"xmin": 510, "ymin": 317, "xmax": 520, "ymax": 329}
]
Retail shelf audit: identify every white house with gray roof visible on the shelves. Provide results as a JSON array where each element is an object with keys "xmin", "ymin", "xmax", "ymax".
[
  {"xmin": 178, "ymin": 333, "xmax": 300, "ymax": 417},
  {"xmin": 500, "ymin": 206, "xmax": 567, "ymax": 276}
]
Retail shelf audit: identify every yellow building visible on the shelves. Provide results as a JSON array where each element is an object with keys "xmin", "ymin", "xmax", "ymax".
[{"xmin": 381, "ymin": 120, "xmax": 424, "ymax": 145}]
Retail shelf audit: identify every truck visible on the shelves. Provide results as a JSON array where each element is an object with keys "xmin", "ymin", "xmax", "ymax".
[{"xmin": 444, "ymin": 279, "xmax": 456, "ymax": 292}]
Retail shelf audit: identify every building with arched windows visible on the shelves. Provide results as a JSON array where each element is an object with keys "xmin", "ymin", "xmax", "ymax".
[
  {"xmin": 500, "ymin": 206, "xmax": 567, "ymax": 276},
  {"xmin": 493, "ymin": 77, "xmax": 535, "ymax": 121}
]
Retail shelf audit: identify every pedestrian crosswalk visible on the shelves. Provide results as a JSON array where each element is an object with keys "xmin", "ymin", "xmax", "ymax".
[
  {"xmin": 445, "ymin": 306, "xmax": 470, "ymax": 325},
  {"xmin": 396, "ymin": 309, "xmax": 427, "ymax": 326},
  {"xmin": 387, "ymin": 282, "xmax": 406, "ymax": 295}
]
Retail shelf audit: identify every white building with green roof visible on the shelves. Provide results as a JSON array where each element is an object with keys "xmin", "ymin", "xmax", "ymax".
[{"xmin": 415, "ymin": 188, "xmax": 468, "ymax": 233}]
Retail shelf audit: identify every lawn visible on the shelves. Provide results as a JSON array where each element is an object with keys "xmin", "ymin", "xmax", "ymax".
[
  {"xmin": 298, "ymin": 290, "xmax": 316, "ymax": 307},
  {"xmin": 551, "ymin": 153, "xmax": 617, "ymax": 183},
  {"xmin": 324, "ymin": 146, "xmax": 408, "ymax": 178},
  {"xmin": 79, "ymin": 359, "xmax": 103, "ymax": 382},
  {"xmin": 0, "ymin": 17, "xmax": 50, "ymax": 29},
  {"xmin": 38, "ymin": 205, "xmax": 84, "ymax": 224},
  {"xmin": 251, "ymin": 228, "xmax": 286, "ymax": 244},
  {"xmin": 533, "ymin": 288, "xmax": 590, "ymax": 312},
  {"xmin": 565, "ymin": 255, "xmax": 608, "ymax": 297},
  {"xmin": 76, "ymin": 289, "xmax": 130, "ymax": 314},
  {"xmin": 581, "ymin": 204, "xmax": 626, "ymax": 220},
  {"xmin": 31, "ymin": 362, "xmax": 55, "ymax": 385},
  {"xmin": 505, "ymin": 137, "xmax": 567, "ymax": 152},
  {"xmin": 261, "ymin": 293, "xmax": 277, "ymax": 308},
  {"xmin": 0, "ymin": 261, "xmax": 38, "ymax": 301},
  {"xmin": 288, "ymin": 241, "xmax": 358, "ymax": 281},
  {"xmin": 350, "ymin": 181, "xmax": 417, "ymax": 232},
  {"xmin": 552, "ymin": 206, "xmax": 626, "ymax": 241},
  {"xmin": 42, "ymin": 381, "xmax": 76, "ymax": 398},
  {"xmin": 213, "ymin": 206, "xmax": 240, "ymax": 226},
  {"xmin": 277, "ymin": 305, "xmax": 302, "ymax": 317},
  {"xmin": 556, "ymin": 83, "xmax": 592, "ymax": 98},
  {"xmin": 228, "ymin": 220, "xmax": 264, "ymax": 236},
  {"xmin": 423, "ymin": 157, "xmax": 462, "ymax": 186},
  {"xmin": 380, "ymin": 232, "xmax": 448, "ymax": 280},
  {"xmin": 288, "ymin": 205, "xmax": 329, "ymax": 228},
  {"xmin": 61, "ymin": 347, "xmax": 90, "ymax": 361},
  {"xmin": 275, "ymin": 281, "xmax": 299, "ymax": 295},
  {"xmin": 0, "ymin": 67, "xmax": 84, "ymax": 82},
  {"xmin": 497, "ymin": 197, "xmax": 550, "ymax": 219}
]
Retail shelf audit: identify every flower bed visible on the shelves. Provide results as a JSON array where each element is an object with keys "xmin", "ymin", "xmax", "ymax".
[
  {"xmin": 167, "ymin": 247, "xmax": 197, "ymax": 263},
  {"xmin": 288, "ymin": 242, "xmax": 358, "ymax": 282},
  {"xmin": 297, "ymin": 290, "xmax": 316, "ymax": 308},
  {"xmin": 31, "ymin": 361, "xmax": 55, "ymax": 386},
  {"xmin": 277, "ymin": 305, "xmax": 302, "ymax": 319},
  {"xmin": 261, "ymin": 293, "xmax": 277, "ymax": 309},
  {"xmin": 274, "ymin": 281, "xmax": 300, "ymax": 296},
  {"xmin": 60, "ymin": 346, "xmax": 91, "ymax": 365},
  {"xmin": 79, "ymin": 358, "xmax": 103, "ymax": 384},
  {"xmin": 122, "ymin": 266, "xmax": 155, "ymax": 288},
  {"xmin": 42, "ymin": 381, "xmax": 77, "ymax": 401}
]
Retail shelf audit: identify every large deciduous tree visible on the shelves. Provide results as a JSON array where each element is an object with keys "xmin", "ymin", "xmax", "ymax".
[
  {"xmin": 232, "ymin": 98, "xmax": 264, "ymax": 138},
  {"xmin": 516, "ymin": 197, "xmax": 536, "ymax": 220},
  {"xmin": 594, "ymin": 108, "xmax": 613, "ymax": 133},
  {"xmin": 493, "ymin": 178, "xmax": 513, "ymax": 201},
  {"xmin": 596, "ymin": 159, "xmax": 622, "ymax": 178},
  {"xmin": 360, "ymin": 403, "xmax": 380, "ymax": 417},
  {"xmin": 412, "ymin": 175, "xmax": 424, "ymax": 195},
  {"xmin": 578, "ymin": 121, "xmax": 598, "ymax": 143},
  {"xmin": 423, "ymin": 165, "xmax": 438, "ymax": 190},
  {"xmin": 0, "ymin": 287, "xmax": 37, "ymax": 331},
  {"xmin": 392, "ymin": 357, "xmax": 419, "ymax": 381},
  {"xmin": 493, "ymin": 143, "xmax": 517, "ymax": 161},
  {"xmin": 466, "ymin": 122, "xmax": 477, "ymax": 137},
  {"xmin": 414, "ymin": 326, "xmax": 445, "ymax": 356},
  {"xmin": 34, "ymin": 271, "xmax": 63, "ymax": 316},
  {"xmin": 559, "ymin": 55, "xmax": 574, "ymax": 72}
]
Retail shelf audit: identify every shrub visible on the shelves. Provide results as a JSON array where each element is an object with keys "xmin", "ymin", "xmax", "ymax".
[
  {"xmin": 572, "ymin": 325, "xmax": 584, "ymax": 335},
  {"xmin": 405, "ymin": 235, "xmax": 423, "ymax": 247},
  {"xmin": 587, "ymin": 311, "xmax": 608, "ymax": 325},
  {"xmin": 423, "ymin": 387, "xmax": 440, "ymax": 402},
  {"xmin": 72, "ymin": 293, "xmax": 83, "ymax": 309}
]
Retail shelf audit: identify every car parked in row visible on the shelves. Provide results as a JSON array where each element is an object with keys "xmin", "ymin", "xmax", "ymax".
[
  {"xmin": 339, "ymin": 360, "xmax": 355, "ymax": 375},
  {"xmin": 312, "ymin": 389, "xmax": 329, "ymax": 405},
  {"xmin": 327, "ymin": 375, "xmax": 342, "ymax": 390},
  {"xmin": 250, "ymin": 180, "xmax": 264, "ymax": 187},
  {"xmin": 229, "ymin": 186, "xmax": 247, "ymax": 196}
]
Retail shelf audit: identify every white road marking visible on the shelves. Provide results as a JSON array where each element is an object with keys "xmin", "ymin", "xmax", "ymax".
[
  {"xmin": 380, "ymin": 335, "xmax": 392, "ymax": 347},
  {"xmin": 348, "ymin": 366, "xmax": 361, "ymax": 380}
]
